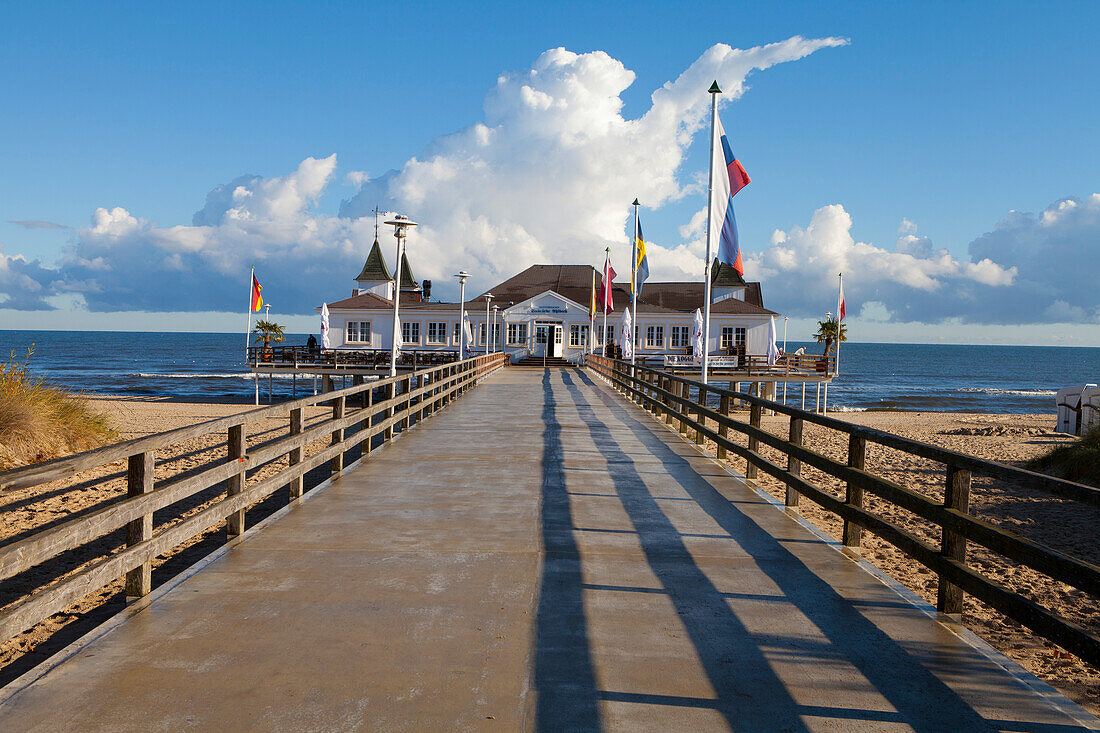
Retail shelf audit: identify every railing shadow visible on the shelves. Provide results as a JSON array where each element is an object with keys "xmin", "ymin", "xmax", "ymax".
[
  {"xmin": 534, "ymin": 370, "xmax": 601, "ymax": 730},
  {"xmin": 565, "ymin": 368, "xmax": 1017, "ymax": 731}
]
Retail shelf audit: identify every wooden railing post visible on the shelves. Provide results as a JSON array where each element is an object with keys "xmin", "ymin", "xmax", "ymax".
[
  {"xmin": 227, "ymin": 425, "xmax": 246, "ymax": 537},
  {"xmin": 746, "ymin": 402, "xmax": 761, "ymax": 480},
  {"xmin": 717, "ymin": 393, "xmax": 730, "ymax": 459},
  {"xmin": 693, "ymin": 385, "xmax": 705, "ymax": 445},
  {"xmin": 785, "ymin": 417, "xmax": 803, "ymax": 508},
  {"xmin": 125, "ymin": 450, "xmax": 155, "ymax": 598},
  {"xmin": 843, "ymin": 435, "xmax": 867, "ymax": 549},
  {"xmin": 288, "ymin": 407, "xmax": 303, "ymax": 500},
  {"xmin": 385, "ymin": 381, "xmax": 395, "ymax": 441},
  {"xmin": 331, "ymin": 395, "xmax": 346, "ymax": 475},
  {"xmin": 937, "ymin": 464, "xmax": 972, "ymax": 614},
  {"xmin": 353, "ymin": 374, "xmax": 364, "ymax": 407},
  {"xmin": 402, "ymin": 376, "xmax": 412, "ymax": 430},
  {"xmin": 664, "ymin": 376, "xmax": 675, "ymax": 425},
  {"xmin": 677, "ymin": 381, "xmax": 689, "ymax": 435}
]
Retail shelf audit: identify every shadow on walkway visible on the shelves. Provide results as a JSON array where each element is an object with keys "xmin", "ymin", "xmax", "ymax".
[
  {"xmin": 558, "ymin": 368, "xmax": 1022, "ymax": 732},
  {"xmin": 534, "ymin": 370, "xmax": 601, "ymax": 731}
]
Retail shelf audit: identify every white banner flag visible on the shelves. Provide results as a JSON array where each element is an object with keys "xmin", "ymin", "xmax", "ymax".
[
  {"xmin": 692, "ymin": 308, "xmax": 704, "ymax": 361},
  {"xmin": 320, "ymin": 302, "xmax": 330, "ymax": 349},
  {"xmin": 620, "ymin": 307, "xmax": 633, "ymax": 360},
  {"xmin": 766, "ymin": 316, "xmax": 780, "ymax": 366},
  {"xmin": 462, "ymin": 311, "xmax": 474, "ymax": 348}
]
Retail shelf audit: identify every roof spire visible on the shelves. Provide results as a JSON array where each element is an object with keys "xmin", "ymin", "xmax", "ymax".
[{"xmin": 372, "ymin": 205, "xmax": 380, "ymax": 242}]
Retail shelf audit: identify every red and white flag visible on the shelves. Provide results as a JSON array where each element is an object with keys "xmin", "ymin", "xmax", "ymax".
[
  {"xmin": 837, "ymin": 273, "xmax": 846, "ymax": 322},
  {"xmin": 599, "ymin": 253, "xmax": 618, "ymax": 313}
]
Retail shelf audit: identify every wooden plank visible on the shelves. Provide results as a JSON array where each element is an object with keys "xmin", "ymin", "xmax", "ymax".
[
  {"xmin": 843, "ymin": 435, "xmax": 867, "ymax": 549},
  {"xmin": 124, "ymin": 451, "xmax": 154, "ymax": 598},
  {"xmin": 226, "ymin": 425, "xmax": 246, "ymax": 537},
  {"xmin": 938, "ymin": 465, "xmax": 972, "ymax": 614}
]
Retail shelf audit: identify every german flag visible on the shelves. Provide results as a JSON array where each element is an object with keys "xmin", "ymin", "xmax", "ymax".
[{"xmin": 251, "ymin": 271, "xmax": 263, "ymax": 312}]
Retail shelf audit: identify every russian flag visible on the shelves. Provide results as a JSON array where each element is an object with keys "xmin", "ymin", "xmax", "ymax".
[{"xmin": 709, "ymin": 114, "xmax": 750, "ymax": 277}]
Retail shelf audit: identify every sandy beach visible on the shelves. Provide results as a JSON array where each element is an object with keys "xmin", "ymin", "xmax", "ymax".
[{"xmin": 2, "ymin": 396, "xmax": 1098, "ymax": 713}]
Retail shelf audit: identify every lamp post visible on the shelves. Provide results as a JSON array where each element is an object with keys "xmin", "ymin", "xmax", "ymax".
[
  {"xmin": 492, "ymin": 304, "xmax": 501, "ymax": 353},
  {"xmin": 455, "ymin": 271, "xmax": 469, "ymax": 360},
  {"xmin": 484, "ymin": 292, "xmax": 494, "ymax": 355},
  {"xmin": 384, "ymin": 214, "xmax": 418, "ymax": 377}
]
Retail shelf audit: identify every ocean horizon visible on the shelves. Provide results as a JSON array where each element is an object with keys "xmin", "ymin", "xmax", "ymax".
[{"xmin": 2, "ymin": 329, "xmax": 1097, "ymax": 415}]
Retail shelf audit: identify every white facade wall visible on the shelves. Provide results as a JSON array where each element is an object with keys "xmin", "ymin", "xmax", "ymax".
[{"xmin": 326, "ymin": 289, "xmax": 778, "ymax": 365}]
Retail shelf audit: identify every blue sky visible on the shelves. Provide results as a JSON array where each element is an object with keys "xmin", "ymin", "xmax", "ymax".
[{"xmin": 1, "ymin": 1, "xmax": 1098, "ymax": 343}]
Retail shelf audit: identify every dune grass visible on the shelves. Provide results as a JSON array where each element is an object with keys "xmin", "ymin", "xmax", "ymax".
[
  {"xmin": 0, "ymin": 347, "xmax": 116, "ymax": 470},
  {"xmin": 1028, "ymin": 424, "xmax": 1100, "ymax": 487}
]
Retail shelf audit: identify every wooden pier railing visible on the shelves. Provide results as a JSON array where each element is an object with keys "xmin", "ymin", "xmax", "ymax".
[
  {"xmin": 0, "ymin": 353, "xmax": 505, "ymax": 644},
  {"xmin": 585, "ymin": 354, "xmax": 1100, "ymax": 668},
  {"xmin": 247, "ymin": 346, "xmax": 461, "ymax": 369}
]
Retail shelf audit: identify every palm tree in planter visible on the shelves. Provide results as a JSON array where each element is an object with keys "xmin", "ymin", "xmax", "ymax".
[
  {"xmin": 813, "ymin": 318, "xmax": 847, "ymax": 372},
  {"xmin": 253, "ymin": 320, "xmax": 285, "ymax": 361}
]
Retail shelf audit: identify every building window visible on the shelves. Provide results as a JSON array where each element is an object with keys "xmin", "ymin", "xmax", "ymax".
[
  {"xmin": 720, "ymin": 326, "xmax": 747, "ymax": 351},
  {"xmin": 604, "ymin": 325, "xmax": 615, "ymax": 346},
  {"xmin": 477, "ymin": 323, "xmax": 502, "ymax": 346},
  {"xmin": 453, "ymin": 322, "xmax": 462, "ymax": 345},
  {"xmin": 426, "ymin": 321, "xmax": 447, "ymax": 344},
  {"xmin": 346, "ymin": 321, "xmax": 371, "ymax": 344},
  {"xmin": 670, "ymin": 325, "xmax": 689, "ymax": 349},
  {"xmin": 569, "ymin": 324, "xmax": 588, "ymax": 347},
  {"xmin": 402, "ymin": 321, "xmax": 420, "ymax": 345},
  {"xmin": 507, "ymin": 323, "xmax": 528, "ymax": 345},
  {"xmin": 645, "ymin": 325, "xmax": 664, "ymax": 348},
  {"xmin": 535, "ymin": 327, "xmax": 548, "ymax": 344}
]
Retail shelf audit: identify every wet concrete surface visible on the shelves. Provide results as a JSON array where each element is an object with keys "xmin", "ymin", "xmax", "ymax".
[{"xmin": 1, "ymin": 368, "xmax": 1095, "ymax": 731}]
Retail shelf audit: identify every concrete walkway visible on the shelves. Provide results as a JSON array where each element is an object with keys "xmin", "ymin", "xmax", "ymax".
[{"xmin": 1, "ymin": 368, "xmax": 1095, "ymax": 731}]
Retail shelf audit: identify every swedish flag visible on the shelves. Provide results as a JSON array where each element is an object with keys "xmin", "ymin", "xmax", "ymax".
[{"xmin": 633, "ymin": 220, "xmax": 650, "ymax": 295}]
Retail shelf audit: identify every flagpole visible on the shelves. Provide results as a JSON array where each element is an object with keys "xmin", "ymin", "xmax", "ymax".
[
  {"xmin": 245, "ymin": 266, "xmax": 254, "ymax": 363},
  {"xmin": 702, "ymin": 82, "xmax": 721, "ymax": 385},
  {"xmin": 589, "ymin": 269, "xmax": 595, "ymax": 355},
  {"xmin": 631, "ymin": 199, "xmax": 639, "ymax": 365},
  {"xmin": 835, "ymin": 272, "xmax": 843, "ymax": 376},
  {"xmin": 602, "ymin": 247, "xmax": 610, "ymax": 358}
]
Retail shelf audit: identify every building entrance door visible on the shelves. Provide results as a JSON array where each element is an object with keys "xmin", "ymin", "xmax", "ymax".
[
  {"xmin": 534, "ymin": 325, "xmax": 548, "ymax": 357},
  {"xmin": 551, "ymin": 325, "xmax": 564, "ymax": 358}
]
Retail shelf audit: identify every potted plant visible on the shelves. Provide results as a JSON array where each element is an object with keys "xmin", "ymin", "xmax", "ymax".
[
  {"xmin": 253, "ymin": 320, "xmax": 286, "ymax": 362},
  {"xmin": 813, "ymin": 318, "xmax": 847, "ymax": 372}
]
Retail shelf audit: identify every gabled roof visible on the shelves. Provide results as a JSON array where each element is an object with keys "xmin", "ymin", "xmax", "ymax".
[
  {"xmin": 355, "ymin": 240, "xmax": 392, "ymax": 283},
  {"xmin": 398, "ymin": 251, "xmax": 418, "ymax": 289},
  {"xmin": 476, "ymin": 264, "xmax": 598, "ymax": 309},
  {"xmin": 326, "ymin": 262, "xmax": 774, "ymax": 316},
  {"xmin": 324, "ymin": 291, "xmax": 457, "ymax": 310}
]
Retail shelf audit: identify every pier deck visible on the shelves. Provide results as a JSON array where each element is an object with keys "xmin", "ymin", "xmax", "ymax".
[{"xmin": 0, "ymin": 368, "xmax": 1093, "ymax": 731}]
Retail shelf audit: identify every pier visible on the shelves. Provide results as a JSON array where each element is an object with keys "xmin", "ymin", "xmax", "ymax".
[{"xmin": 1, "ymin": 358, "xmax": 1097, "ymax": 730}]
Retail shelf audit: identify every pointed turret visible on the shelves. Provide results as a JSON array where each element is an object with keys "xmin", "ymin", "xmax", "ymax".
[
  {"xmin": 711, "ymin": 258, "xmax": 748, "ymax": 304},
  {"xmin": 356, "ymin": 239, "xmax": 392, "ymax": 284},
  {"xmin": 353, "ymin": 239, "xmax": 395, "ymax": 299}
]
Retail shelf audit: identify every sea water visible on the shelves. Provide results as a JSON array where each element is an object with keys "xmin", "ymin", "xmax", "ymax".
[{"xmin": 1, "ymin": 330, "xmax": 1097, "ymax": 414}]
